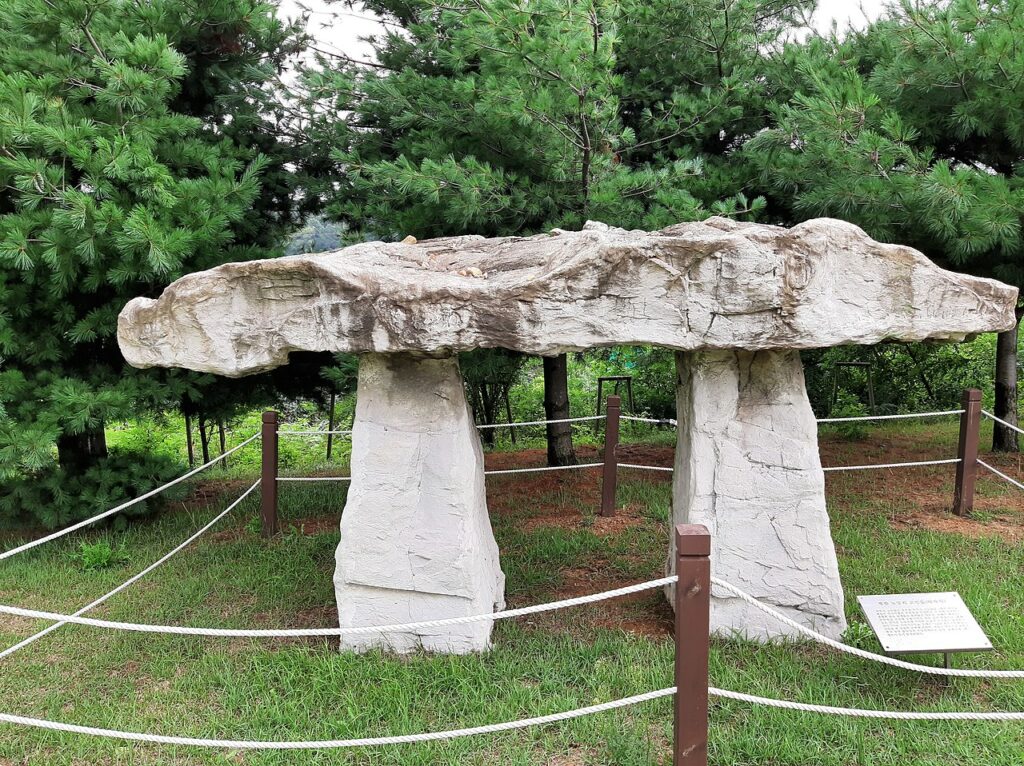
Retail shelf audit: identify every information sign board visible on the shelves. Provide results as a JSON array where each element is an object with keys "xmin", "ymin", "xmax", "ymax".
[{"xmin": 857, "ymin": 592, "xmax": 991, "ymax": 655}]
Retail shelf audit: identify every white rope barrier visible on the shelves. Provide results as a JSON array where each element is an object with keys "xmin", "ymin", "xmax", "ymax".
[
  {"xmin": 275, "ymin": 459, "xmax": 960, "ymax": 481},
  {"xmin": 981, "ymin": 410, "xmax": 1024, "ymax": 436},
  {"xmin": 620, "ymin": 416, "xmax": 677, "ymax": 426},
  {"xmin": 0, "ymin": 575, "xmax": 677, "ymax": 638},
  {"xmin": 817, "ymin": 409, "xmax": 964, "ymax": 424},
  {"xmin": 710, "ymin": 687, "xmax": 1024, "ymax": 720},
  {"xmin": 0, "ymin": 481, "xmax": 259, "ymax": 661},
  {"xmin": 485, "ymin": 462, "xmax": 603, "ymax": 476},
  {"xmin": 0, "ymin": 433, "xmax": 261, "ymax": 563},
  {"xmin": 277, "ymin": 476, "xmax": 351, "ymax": 483},
  {"xmin": 711, "ymin": 578, "xmax": 1024, "ymax": 678},
  {"xmin": 978, "ymin": 460, "xmax": 1024, "ymax": 492},
  {"xmin": 0, "ymin": 686, "xmax": 675, "ymax": 749},
  {"xmin": 279, "ymin": 464, "xmax": 672, "ymax": 478},
  {"xmin": 280, "ymin": 430, "xmax": 353, "ymax": 437},
  {"xmin": 822, "ymin": 458, "xmax": 960, "ymax": 472},
  {"xmin": 476, "ymin": 415, "xmax": 603, "ymax": 430},
  {"xmin": 619, "ymin": 464, "xmax": 674, "ymax": 473}
]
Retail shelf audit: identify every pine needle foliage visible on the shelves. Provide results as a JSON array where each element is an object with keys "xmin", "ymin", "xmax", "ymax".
[
  {"xmin": 295, "ymin": 0, "xmax": 811, "ymax": 239},
  {"xmin": 746, "ymin": 0, "xmax": 1024, "ymax": 287},
  {"xmin": 0, "ymin": 0, "xmax": 305, "ymax": 526}
]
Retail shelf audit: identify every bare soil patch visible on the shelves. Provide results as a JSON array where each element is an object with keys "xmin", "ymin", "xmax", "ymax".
[{"xmin": 820, "ymin": 428, "xmax": 1024, "ymax": 541}]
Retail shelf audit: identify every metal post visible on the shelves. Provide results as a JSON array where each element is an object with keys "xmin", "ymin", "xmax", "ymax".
[
  {"xmin": 953, "ymin": 388, "xmax": 982, "ymax": 517},
  {"xmin": 600, "ymin": 395, "xmax": 621, "ymax": 517},
  {"xmin": 261, "ymin": 411, "xmax": 279, "ymax": 537},
  {"xmin": 674, "ymin": 524, "xmax": 711, "ymax": 766}
]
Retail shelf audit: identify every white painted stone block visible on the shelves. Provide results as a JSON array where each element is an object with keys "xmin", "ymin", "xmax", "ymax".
[
  {"xmin": 668, "ymin": 349, "xmax": 848, "ymax": 640},
  {"xmin": 334, "ymin": 353, "xmax": 505, "ymax": 653}
]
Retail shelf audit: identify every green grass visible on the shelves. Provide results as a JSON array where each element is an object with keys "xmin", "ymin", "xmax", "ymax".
[{"xmin": 1, "ymin": 423, "xmax": 1023, "ymax": 764}]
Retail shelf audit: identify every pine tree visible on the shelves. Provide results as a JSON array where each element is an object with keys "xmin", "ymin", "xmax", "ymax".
[
  {"xmin": 0, "ymin": 0, "xmax": 305, "ymax": 525},
  {"xmin": 746, "ymin": 0, "xmax": 1024, "ymax": 450},
  {"xmin": 296, "ymin": 0, "xmax": 798, "ymax": 463}
]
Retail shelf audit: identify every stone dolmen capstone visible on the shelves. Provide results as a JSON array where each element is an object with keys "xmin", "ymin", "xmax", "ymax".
[{"xmin": 118, "ymin": 217, "xmax": 1018, "ymax": 651}]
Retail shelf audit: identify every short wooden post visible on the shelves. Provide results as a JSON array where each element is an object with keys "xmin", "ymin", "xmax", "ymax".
[
  {"xmin": 674, "ymin": 524, "xmax": 710, "ymax": 766},
  {"xmin": 261, "ymin": 411, "xmax": 279, "ymax": 537},
  {"xmin": 326, "ymin": 391, "xmax": 337, "ymax": 462},
  {"xmin": 953, "ymin": 388, "xmax": 982, "ymax": 517},
  {"xmin": 600, "ymin": 395, "xmax": 621, "ymax": 517}
]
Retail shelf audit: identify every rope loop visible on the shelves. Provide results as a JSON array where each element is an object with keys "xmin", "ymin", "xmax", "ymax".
[
  {"xmin": 0, "ymin": 575, "xmax": 677, "ymax": 637},
  {"xmin": 817, "ymin": 410, "xmax": 964, "ymax": 424}
]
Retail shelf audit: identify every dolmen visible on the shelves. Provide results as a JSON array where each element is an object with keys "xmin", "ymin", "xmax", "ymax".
[{"xmin": 118, "ymin": 217, "xmax": 1018, "ymax": 653}]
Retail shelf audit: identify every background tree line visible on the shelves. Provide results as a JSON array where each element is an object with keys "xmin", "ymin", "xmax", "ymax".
[{"xmin": 2, "ymin": 0, "xmax": 1022, "ymax": 526}]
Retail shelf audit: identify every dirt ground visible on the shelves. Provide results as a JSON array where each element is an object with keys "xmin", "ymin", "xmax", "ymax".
[
  {"xmin": 475, "ymin": 430, "xmax": 1024, "ymax": 638},
  {"xmin": 819, "ymin": 430, "xmax": 1024, "ymax": 542}
]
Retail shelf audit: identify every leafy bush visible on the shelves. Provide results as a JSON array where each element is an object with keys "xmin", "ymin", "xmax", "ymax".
[
  {"xmin": 0, "ymin": 450, "xmax": 188, "ymax": 529},
  {"xmin": 803, "ymin": 335, "xmax": 998, "ymax": 418},
  {"xmin": 825, "ymin": 392, "xmax": 870, "ymax": 441},
  {"xmin": 77, "ymin": 540, "xmax": 130, "ymax": 572}
]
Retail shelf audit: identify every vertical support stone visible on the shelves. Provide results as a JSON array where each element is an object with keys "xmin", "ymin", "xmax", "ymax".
[
  {"xmin": 335, "ymin": 353, "xmax": 505, "ymax": 654},
  {"xmin": 952, "ymin": 388, "xmax": 982, "ymax": 517},
  {"xmin": 674, "ymin": 524, "xmax": 710, "ymax": 766},
  {"xmin": 260, "ymin": 411, "xmax": 278, "ymax": 538},
  {"xmin": 600, "ymin": 395, "xmax": 621, "ymax": 517},
  {"xmin": 668, "ymin": 350, "xmax": 847, "ymax": 640}
]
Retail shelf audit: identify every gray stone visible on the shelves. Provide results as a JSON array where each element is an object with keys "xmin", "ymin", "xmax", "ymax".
[
  {"xmin": 667, "ymin": 349, "xmax": 846, "ymax": 639},
  {"xmin": 335, "ymin": 353, "xmax": 505, "ymax": 653},
  {"xmin": 118, "ymin": 217, "xmax": 1017, "ymax": 376}
]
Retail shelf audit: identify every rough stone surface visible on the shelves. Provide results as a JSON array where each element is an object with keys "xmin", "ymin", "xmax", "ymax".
[
  {"xmin": 118, "ymin": 217, "xmax": 1018, "ymax": 377},
  {"xmin": 335, "ymin": 353, "xmax": 505, "ymax": 654},
  {"xmin": 667, "ymin": 349, "xmax": 847, "ymax": 640}
]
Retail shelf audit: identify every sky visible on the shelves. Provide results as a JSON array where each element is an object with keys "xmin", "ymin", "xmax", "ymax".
[{"xmin": 278, "ymin": 0, "xmax": 890, "ymax": 62}]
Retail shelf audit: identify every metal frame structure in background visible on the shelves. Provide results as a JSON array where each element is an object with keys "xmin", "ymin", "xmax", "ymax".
[{"xmin": 830, "ymin": 360, "xmax": 876, "ymax": 415}]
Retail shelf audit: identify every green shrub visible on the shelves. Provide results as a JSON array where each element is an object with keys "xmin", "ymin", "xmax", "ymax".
[
  {"xmin": 0, "ymin": 450, "xmax": 188, "ymax": 529},
  {"xmin": 825, "ymin": 392, "xmax": 870, "ymax": 441},
  {"xmin": 804, "ymin": 336, "xmax": 998, "ymax": 417}
]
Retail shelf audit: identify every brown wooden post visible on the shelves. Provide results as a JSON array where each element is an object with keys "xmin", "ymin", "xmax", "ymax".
[
  {"xmin": 600, "ymin": 395, "xmax": 621, "ymax": 517},
  {"xmin": 674, "ymin": 523, "xmax": 711, "ymax": 766},
  {"xmin": 953, "ymin": 388, "xmax": 982, "ymax": 517},
  {"xmin": 326, "ymin": 391, "xmax": 337, "ymax": 462},
  {"xmin": 261, "ymin": 411, "xmax": 279, "ymax": 537}
]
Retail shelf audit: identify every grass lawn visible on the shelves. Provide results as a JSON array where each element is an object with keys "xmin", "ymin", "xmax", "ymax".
[{"xmin": 1, "ymin": 420, "xmax": 1024, "ymax": 764}]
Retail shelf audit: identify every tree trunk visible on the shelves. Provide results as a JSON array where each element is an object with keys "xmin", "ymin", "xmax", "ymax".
[
  {"xmin": 481, "ymin": 383, "xmax": 499, "ymax": 447},
  {"xmin": 184, "ymin": 412, "xmax": 196, "ymax": 467},
  {"xmin": 218, "ymin": 419, "xmax": 228, "ymax": 469},
  {"xmin": 56, "ymin": 426, "xmax": 108, "ymax": 473},
  {"xmin": 543, "ymin": 354, "xmax": 577, "ymax": 466},
  {"xmin": 198, "ymin": 415, "xmax": 211, "ymax": 464},
  {"xmin": 993, "ymin": 311, "xmax": 1022, "ymax": 452},
  {"xmin": 503, "ymin": 386, "xmax": 516, "ymax": 445}
]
